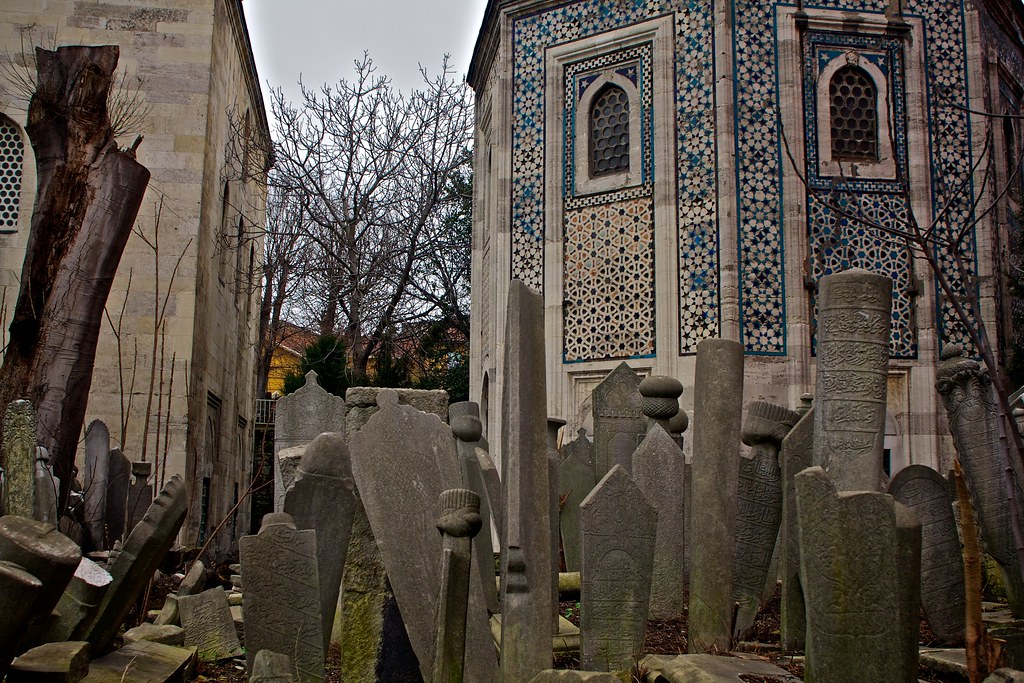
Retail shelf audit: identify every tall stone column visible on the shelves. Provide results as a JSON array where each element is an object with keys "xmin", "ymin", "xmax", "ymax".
[
  {"xmin": 688, "ymin": 338, "xmax": 744, "ymax": 653},
  {"xmin": 432, "ymin": 488, "xmax": 481, "ymax": 683},
  {"xmin": 813, "ymin": 269, "xmax": 891, "ymax": 492}
]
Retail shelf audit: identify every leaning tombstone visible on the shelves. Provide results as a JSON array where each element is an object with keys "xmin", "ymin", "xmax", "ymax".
[
  {"xmin": 44, "ymin": 557, "xmax": 112, "ymax": 642},
  {"xmin": 240, "ymin": 512, "xmax": 323, "ymax": 681},
  {"xmin": 937, "ymin": 344, "xmax": 1024, "ymax": 616},
  {"xmin": 33, "ymin": 447, "xmax": 58, "ymax": 525},
  {"xmin": 733, "ymin": 400, "xmax": 799, "ymax": 638},
  {"xmin": 178, "ymin": 560, "xmax": 206, "ymax": 598},
  {"xmin": 2, "ymin": 400, "xmax": 36, "ymax": 518},
  {"xmin": 591, "ymin": 362, "xmax": 645, "ymax": 479},
  {"xmin": 814, "ymin": 268, "xmax": 891, "ymax": 491},
  {"xmin": 178, "ymin": 587, "xmax": 243, "ymax": 661},
  {"xmin": 82, "ymin": 420, "xmax": 111, "ymax": 549},
  {"xmin": 631, "ymin": 424, "xmax": 685, "ymax": 620},
  {"xmin": 104, "ymin": 449, "xmax": 130, "ymax": 546},
  {"xmin": 282, "ymin": 432, "xmax": 356, "ymax": 652},
  {"xmin": 559, "ymin": 429, "xmax": 595, "ymax": 574},
  {"xmin": 796, "ymin": 466, "xmax": 920, "ymax": 682},
  {"xmin": 688, "ymin": 338, "xmax": 744, "ymax": 653},
  {"xmin": 779, "ymin": 398, "xmax": 813, "ymax": 653},
  {"xmin": 0, "ymin": 561, "xmax": 43, "ymax": 673},
  {"xmin": 126, "ymin": 461, "xmax": 153, "ymax": 537},
  {"xmin": 250, "ymin": 650, "xmax": 294, "ymax": 683},
  {"xmin": 79, "ymin": 476, "xmax": 188, "ymax": 654},
  {"xmin": 580, "ymin": 465, "xmax": 657, "ymax": 673},
  {"xmin": 888, "ymin": 464, "xmax": 965, "ymax": 642}
]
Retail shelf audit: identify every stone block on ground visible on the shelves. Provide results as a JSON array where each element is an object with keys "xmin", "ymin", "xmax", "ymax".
[
  {"xmin": 250, "ymin": 650, "xmax": 294, "ymax": 683},
  {"xmin": 528, "ymin": 670, "xmax": 619, "ymax": 682},
  {"xmin": 123, "ymin": 624, "xmax": 185, "ymax": 646},
  {"xmin": 641, "ymin": 654, "xmax": 802, "ymax": 682},
  {"xmin": 154, "ymin": 594, "xmax": 179, "ymax": 627},
  {"xmin": 80, "ymin": 641, "xmax": 196, "ymax": 683},
  {"xmin": 7, "ymin": 641, "xmax": 90, "ymax": 683},
  {"xmin": 177, "ymin": 587, "xmax": 242, "ymax": 661}
]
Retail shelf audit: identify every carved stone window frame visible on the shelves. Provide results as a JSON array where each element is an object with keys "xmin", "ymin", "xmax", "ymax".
[{"xmin": 576, "ymin": 71, "xmax": 642, "ymax": 194}]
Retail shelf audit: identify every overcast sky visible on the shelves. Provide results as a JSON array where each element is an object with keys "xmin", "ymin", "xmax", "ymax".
[{"xmin": 246, "ymin": 0, "xmax": 489, "ymax": 112}]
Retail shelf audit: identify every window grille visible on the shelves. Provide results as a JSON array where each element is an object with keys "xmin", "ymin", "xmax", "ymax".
[
  {"xmin": 590, "ymin": 85, "xmax": 630, "ymax": 177},
  {"xmin": 0, "ymin": 118, "xmax": 23, "ymax": 230},
  {"xmin": 829, "ymin": 66, "xmax": 878, "ymax": 161}
]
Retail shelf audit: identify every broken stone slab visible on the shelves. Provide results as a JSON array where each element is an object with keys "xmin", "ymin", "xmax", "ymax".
[
  {"xmin": 80, "ymin": 640, "xmax": 196, "ymax": 683},
  {"xmin": 7, "ymin": 641, "xmax": 90, "ymax": 683},
  {"xmin": 177, "ymin": 587, "xmax": 243, "ymax": 661},
  {"xmin": 275, "ymin": 445, "xmax": 307, "ymax": 513},
  {"xmin": 123, "ymin": 624, "xmax": 185, "ymax": 646},
  {"xmin": 45, "ymin": 557, "xmax": 112, "ymax": 642},
  {"xmin": 2, "ymin": 400, "xmax": 37, "ymax": 519},
  {"xmin": 154, "ymin": 594, "xmax": 180, "ymax": 627},
  {"xmin": 177, "ymin": 560, "xmax": 206, "ymax": 597},
  {"xmin": 250, "ymin": 650, "xmax": 294, "ymax": 683},
  {"xmin": 528, "ymin": 671, "xmax": 619, "ymax": 682},
  {"xmin": 0, "ymin": 560, "xmax": 44, "ymax": 674},
  {"xmin": 641, "ymin": 653, "xmax": 802, "ymax": 682}
]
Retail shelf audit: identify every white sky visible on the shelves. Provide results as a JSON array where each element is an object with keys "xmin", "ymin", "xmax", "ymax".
[{"xmin": 245, "ymin": 0, "xmax": 489, "ymax": 111}]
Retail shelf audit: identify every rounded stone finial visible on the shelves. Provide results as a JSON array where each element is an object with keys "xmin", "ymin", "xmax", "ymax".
[
  {"xmin": 639, "ymin": 376, "xmax": 683, "ymax": 420},
  {"xmin": 436, "ymin": 488, "xmax": 482, "ymax": 538},
  {"xmin": 741, "ymin": 401, "xmax": 801, "ymax": 447},
  {"xmin": 450, "ymin": 415, "xmax": 483, "ymax": 443},
  {"xmin": 376, "ymin": 388, "xmax": 399, "ymax": 409},
  {"xmin": 668, "ymin": 407, "xmax": 689, "ymax": 435},
  {"xmin": 259, "ymin": 512, "xmax": 296, "ymax": 532}
]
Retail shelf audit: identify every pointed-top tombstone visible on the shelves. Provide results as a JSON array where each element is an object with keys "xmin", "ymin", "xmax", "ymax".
[
  {"xmin": 592, "ymin": 363, "xmax": 644, "ymax": 479},
  {"xmin": 83, "ymin": 420, "xmax": 111, "ymax": 549},
  {"xmin": 3, "ymin": 400, "xmax": 37, "ymax": 518},
  {"xmin": 580, "ymin": 464, "xmax": 657, "ymax": 672},
  {"xmin": 105, "ymin": 448, "xmax": 130, "ymax": 546},
  {"xmin": 559, "ymin": 429, "xmax": 595, "ymax": 573}
]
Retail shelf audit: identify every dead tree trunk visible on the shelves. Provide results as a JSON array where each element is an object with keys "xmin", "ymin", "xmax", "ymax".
[{"xmin": 0, "ymin": 46, "xmax": 150, "ymax": 512}]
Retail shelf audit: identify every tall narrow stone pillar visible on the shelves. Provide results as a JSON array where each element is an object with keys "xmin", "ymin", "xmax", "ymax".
[
  {"xmin": 2, "ymin": 400, "xmax": 36, "ymax": 518},
  {"xmin": 432, "ymin": 488, "xmax": 481, "ymax": 683},
  {"xmin": 688, "ymin": 338, "xmax": 744, "ymax": 653},
  {"xmin": 779, "ymin": 395, "xmax": 813, "ymax": 653},
  {"xmin": 546, "ymin": 417, "xmax": 565, "ymax": 630}
]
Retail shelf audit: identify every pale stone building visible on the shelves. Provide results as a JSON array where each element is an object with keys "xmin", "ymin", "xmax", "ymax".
[
  {"xmin": 0, "ymin": 0, "xmax": 270, "ymax": 555},
  {"xmin": 468, "ymin": 0, "xmax": 1023, "ymax": 474}
]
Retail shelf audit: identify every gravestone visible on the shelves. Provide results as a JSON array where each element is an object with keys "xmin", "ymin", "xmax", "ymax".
[
  {"xmin": 81, "ymin": 475, "xmax": 188, "ymax": 654},
  {"xmin": 178, "ymin": 587, "xmax": 243, "ymax": 661},
  {"xmin": 105, "ymin": 449, "xmax": 130, "ymax": 546},
  {"xmin": 547, "ymin": 417, "xmax": 565, "ymax": 630},
  {"xmin": 888, "ymin": 464, "xmax": 965, "ymax": 641},
  {"xmin": 7, "ymin": 640, "xmax": 91, "ymax": 683},
  {"xmin": 2, "ymin": 400, "xmax": 36, "ymax": 518},
  {"xmin": 592, "ymin": 363, "xmax": 645, "ymax": 479},
  {"xmin": 239, "ymin": 512, "xmax": 323, "ymax": 681},
  {"xmin": 350, "ymin": 389, "xmax": 496, "ymax": 682},
  {"xmin": 0, "ymin": 560, "xmax": 42, "ymax": 673},
  {"xmin": 630, "ymin": 425, "xmax": 685, "ymax": 620},
  {"xmin": 476, "ymin": 444, "xmax": 504, "ymax": 542},
  {"xmin": 559, "ymin": 430, "xmax": 595, "ymax": 574},
  {"xmin": 688, "ymin": 338, "xmax": 744, "ymax": 653},
  {"xmin": 580, "ymin": 465, "xmax": 657, "ymax": 672},
  {"xmin": 126, "ymin": 462, "xmax": 153, "ymax": 538},
  {"xmin": 82, "ymin": 420, "xmax": 111, "ymax": 549},
  {"xmin": 46, "ymin": 557, "xmax": 112, "ymax": 642},
  {"xmin": 937, "ymin": 344, "xmax": 1024, "ymax": 616},
  {"xmin": 273, "ymin": 370, "xmax": 345, "ymax": 512},
  {"xmin": 733, "ymin": 400, "xmax": 799, "ymax": 638},
  {"xmin": 178, "ymin": 561, "xmax": 206, "ymax": 597},
  {"xmin": 250, "ymin": 650, "xmax": 294, "ymax": 683},
  {"xmin": 283, "ymin": 432, "xmax": 356, "ymax": 651},
  {"xmin": 779, "ymin": 401, "xmax": 813, "ymax": 652},
  {"xmin": 499, "ymin": 280, "xmax": 553, "ymax": 682},
  {"xmin": 33, "ymin": 447, "xmax": 58, "ymax": 525},
  {"xmin": 814, "ymin": 269, "xmax": 891, "ymax": 491},
  {"xmin": 796, "ymin": 466, "xmax": 920, "ymax": 682}
]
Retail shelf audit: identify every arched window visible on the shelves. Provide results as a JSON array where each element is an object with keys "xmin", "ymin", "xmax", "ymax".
[
  {"xmin": 829, "ymin": 65, "xmax": 878, "ymax": 161},
  {"xmin": 590, "ymin": 84, "xmax": 630, "ymax": 177},
  {"xmin": 0, "ymin": 116, "xmax": 25, "ymax": 231}
]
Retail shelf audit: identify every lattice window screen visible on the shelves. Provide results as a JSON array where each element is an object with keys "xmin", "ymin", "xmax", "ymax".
[
  {"xmin": 830, "ymin": 66, "xmax": 878, "ymax": 161},
  {"xmin": 0, "ymin": 118, "xmax": 23, "ymax": 230},
  {"xmin": 590, "ymin": 85, "xmax": 630, "ymax": 176}
]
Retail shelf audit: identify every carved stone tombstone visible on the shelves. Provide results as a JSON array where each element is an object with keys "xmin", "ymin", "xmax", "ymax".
[
  {"xmin": 283, "ymin": 432, "xmax": 356, "ymax": 652},
  {"xmin": 47, "ymin": 557, "xmax": 112, "ymax": 642},
  {"xmin": 350, "ymin": 389, "xmax": 497, "ymax": 682},
  {"xmin": 631, "ymin": 425, "xmax": 685, "ymax": 620},
  {"xmin": 936, "ymin": 344, "xmax": 1024, "ymax": 616},
  {"xmin": 126, "ymin": 461, "xmax": 153, "ymax": 536},
  {"xmin": 688, "ymin": 338, "xmax": 744, "ymax": 654},
  {"xmin": 779, "ymin": 398, "xmax": 813, "ymax": 652},
  {"xmin": 733, "ymin": 401, "xmax": 799, "ymax": 638},
  {"xmin": 105, "ymin": 448, "xmax": 130, "ymax": 546},
  {"xmin": 559, "ymin": 430, "xmax": 596, "ymax": 574},
  {"xmin": 888, "ymin": 464, "xmax": 965, "ymax": 642},
  {"xmin": 592, "ymin": 362, "xmax": 645, "ymax": 479},
  {"xmin": 0, "ymin": 560, "xmax": 42, "ymax": 672},
  {"xmin": 239, "ymin": 512, "xmax": 323, "ymax": 682},
  {"xmin": 82, "ymin": 420, "xmax": 111, "ymax": 549},
  {"xmin": 33, "ymin": 447, "xmax": 58, "ymax": 525},
  {"xmin": 796, "ymin": 467, "xmax": 920, "ymax": 682},
  {"xmin": 178, "ymin": 587, "xmax": 243, "ymax": 661},
  {"xmin": 580, "ymin": 465, "xmax": 657, "ymax": 673},
  {"xmin": 814, "ymin": 269, "xmax": 891, "ymax": 491},
  {"xmin": 2, "ymin": 400, "xmax": 36, "ymax": 518}
]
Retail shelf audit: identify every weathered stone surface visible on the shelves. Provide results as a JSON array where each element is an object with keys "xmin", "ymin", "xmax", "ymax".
[
  {"xmin": 779, "ymin": 402, "xmax": 813, "ymax": 652},
  {"xmin": 814, "ymin": 269, "xmax": 891, "ymax": 491},
  {"xmin": 3, "ymin": 400, "xmax": 37, "ymax": 519},
  {"xmin": 528, "ymin": 671, "xmax": 619, "ymax": 682},
  {"xmin": 46, "ymin": 557, "xmax": 112, "ymax": 642},
  {"xmin": 250, "ymin": 650, "xmax": 294, "ymax": 683},
  {"xmin": 476, "ymin": 444, "xmax": 503, "ymax": 542},
  {"xmin": 592, "ymin": 362, "xmax": 644, "ymax": 479},
  {"xmin": 178, "ymin": 587, "xmax": 242, "ymax": 661},
  {"xmin": 80, "ymin": 640, "xmax": 196, "ymax": 683},
  {"xmin": 154, "ymin": 594, "xmax": 179, "ymax": 627},
  {"xmin": 350, "ymin": 390, "xmax": 496, "ymax": 682},
  {"xmin": 82, "ymin": 420, "xmax": 111, "ymax": 550},
  {"xmin": 641, "ymin": 653, "xmax": 802, "ymax": 682},
  {"xmin": 81, "ymin": 476, "xmax": 188, "ymax": 654},
  {"xmin": 499, "ymin": 280, "xmax": 554, "ymax": 682},
  {"xmin": 638, "ymin": 375, "xmax": 683, "ymax": 434},
  {"xmin": 688, "ymin": 338, "xmax": 744, "ymax": 653},
  {"xmin": 33, "ymin": 448, "xmax": 58, "ymax": 525},
  {"xmin": 283, "ymin": 432, "xmax": 356, "ymax": 651},
  {"xmin": 273, "ymin": 371, "xmax": 345, "ymax": 512},
  {"xmin": 796, "ymin": 466, "xmax": 920, "ymax": 682},
  {"xmin": 104, "ymin": 449, "xmax": 130, "ymax": 546},
  {"xmin": 178, "ymin": 560, "xmax": 206, "ymax": 597},
  {"xmin": 239, "ymin": 512, "xmax": 323, "ymax": 682},
  {"xmin": 547, "ymin": 418, "xmax": 566, "ymax": 631},
  {"xmin": 0, "ymin": 560, "xmax": 44, "ymax": 673},
  {"xmin": 275, "ymin": 445, "xmax": 306, "ymax": 511},
  {"xmin": 631, "ymin": 425, "xmax": 685, "ymax": 620},
  {"xmin": 8, "ymin": 641, "xmax": 90, "ymax": 683},
  {"xmin": 986, "ymin": 669, "xmax": 1024, "ymax": 683},
  {"xmin": 123, "ymin": 624, "xmax": 185, "ymax": 646},
  {"xmin": 344, "ymin": 386, "xmax": 448, "ymax": 418},
  {"xmin": 937, "ymin": 344, "xmax": 1024, "ymax": 616},
  {"xmin": 580, "ymin": 465, "xmax": 656, "ymax": 672},
  {"xmin": 733, "ymin": 401, "xmax": 798, "ymax": 638},
  {"xmin": 888, "ymin": 464, "xmax": 965, "ymax": 642},
  {"xmin": 559, "ymin": 430, "xmax": 595, "ymax": 574},
  {"xmin": 126, "ymin": 461, "xmax": 153, "ymax": 537}
]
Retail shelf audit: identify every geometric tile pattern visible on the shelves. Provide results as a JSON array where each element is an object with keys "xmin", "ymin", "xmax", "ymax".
[
  {"xmin": 564, "ymin": 198, "xmax": 656, "ymax": 361},
  {"xmin": 510, "ymin": 0, "xmax": 718, "ymax": 354}
]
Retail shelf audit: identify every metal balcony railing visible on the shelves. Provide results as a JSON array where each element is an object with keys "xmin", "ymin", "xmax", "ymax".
[{"xmin": 254, "ymin": 398, "xmax": 276, "ymax": 426}]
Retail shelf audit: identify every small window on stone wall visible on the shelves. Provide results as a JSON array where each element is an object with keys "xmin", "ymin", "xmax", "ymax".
[
  {"xmin": 590, "ymin": 85, "xmax": 630, "ymax": 177},
  {"xmin": 829, "ymin": 66, "xmax": 878, "ymax": 161},
  {"xmin": 0, "ymin": 117, "xmax": 24, "ymax": 231}
]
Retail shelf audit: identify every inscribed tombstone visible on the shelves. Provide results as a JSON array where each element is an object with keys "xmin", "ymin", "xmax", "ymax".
[
  {"xmin": 592, "ymin": 363, "xmax": 644, "ymax": 479},
  {"xmin": 83, "ymin": 420, "xmax": 111, "ymax": 549},
  {"xmin": 580, "ymin": 465, "xmax": 656, "ymax": 672},
  {"xmin": 240, "ymin": 512, "xmax": 323, "ymax": 681},
  {"xmin": 178, "ymin": 587, "xmax": 242, "ymax": 661},
  {"xmin": 630, "ymin": 425, "xmax": 685, "ymax": 619},
  {"xmin": 2, "ymin": 400, "xmax": 36, "ymax": 518},
  {"xmin": 559, "ymin": 430, "xmax": 595, "ymax": 573},
  {"xmin": 888, "ymin": 464, "xmax": 965, "ymax": 641}
]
